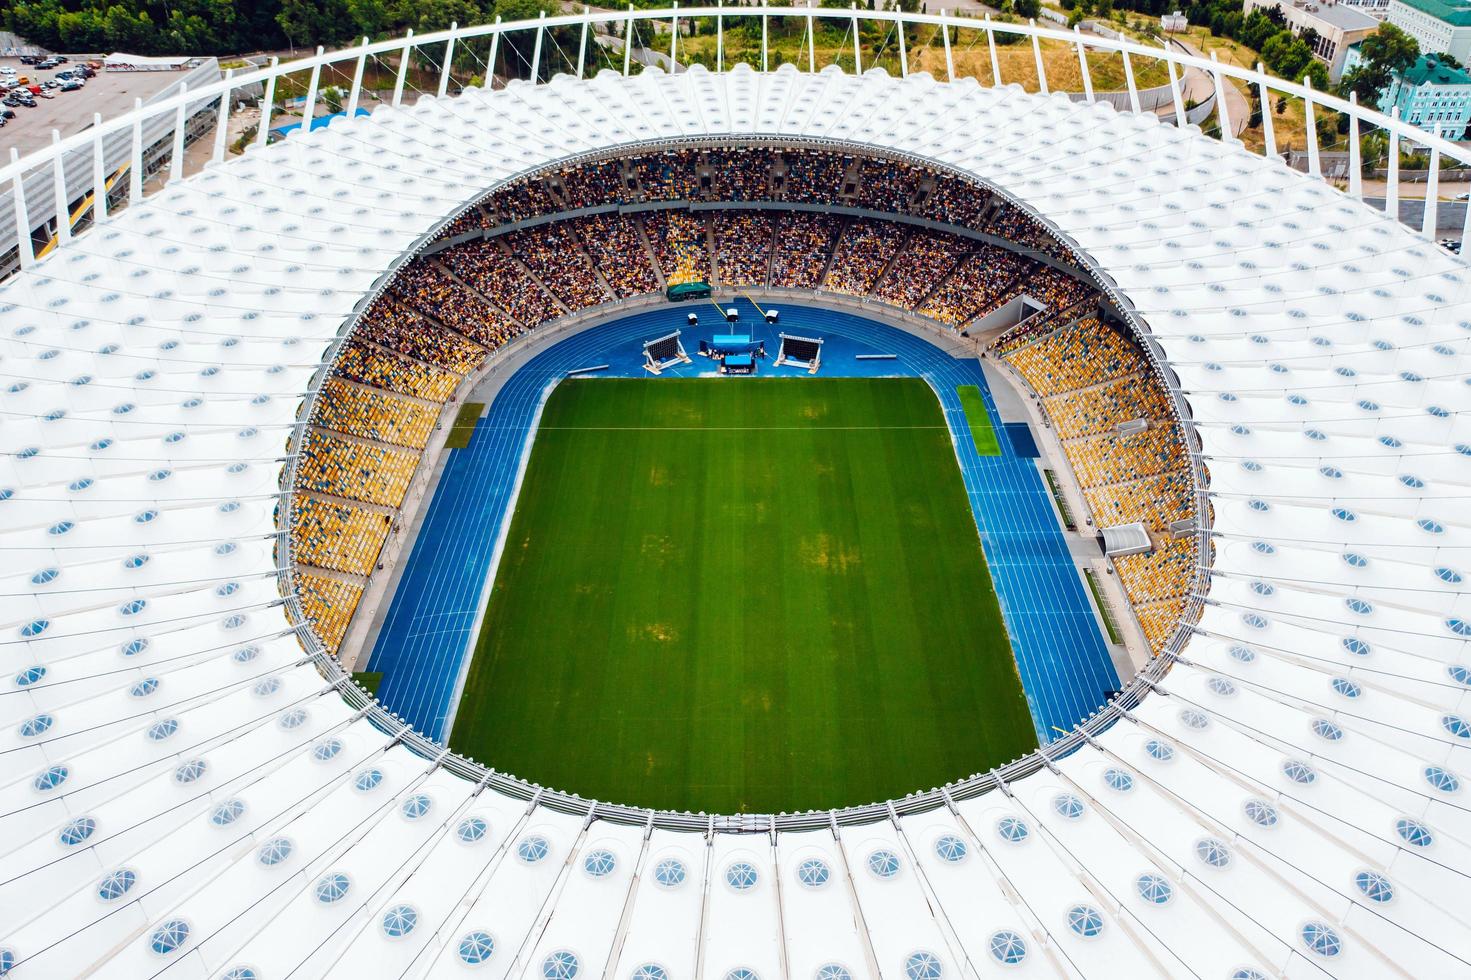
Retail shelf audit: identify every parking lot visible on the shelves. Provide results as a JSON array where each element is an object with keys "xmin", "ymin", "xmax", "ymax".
[{"xmin": 0, "ymin": 56, "xmax": 184, "ymax": 156}]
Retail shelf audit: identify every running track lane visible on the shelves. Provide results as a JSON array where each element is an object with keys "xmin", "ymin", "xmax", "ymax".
[{"xmin": 366, "ymin": 300, "xmax": 1120, "ymax": 748}]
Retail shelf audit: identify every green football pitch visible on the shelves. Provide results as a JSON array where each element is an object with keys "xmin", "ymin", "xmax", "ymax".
[{"xmin": 448, "ymin": 377, "xmax": 1035, "ymax": 813}]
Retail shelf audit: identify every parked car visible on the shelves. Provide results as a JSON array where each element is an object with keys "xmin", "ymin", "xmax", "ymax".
[
  {"xmin": 54, "ymin": 55, "xmax": 68, "ymax": 63},
  {"xmin": 59, "ymin": 78, "xmax": 82, "ymax": 92},
  {"xmin": 0, "ymin": 108, "xmax": 14, "ymax": 119},
  {"xmin": 19, "ymin": 55, "xmax": 39, "ymax": 66},
  {"xmin": 26, "ymin": 84, "xmax": 42, "ymax": 95},
  {"xmin": 41, "ymin": 79, "xmax": 59, "ymax": 90}
]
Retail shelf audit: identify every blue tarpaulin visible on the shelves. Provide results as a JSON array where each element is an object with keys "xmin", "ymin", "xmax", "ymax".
[{"xmin": 270, "ymin": 107, "xmax": 372, "ymax": 139}]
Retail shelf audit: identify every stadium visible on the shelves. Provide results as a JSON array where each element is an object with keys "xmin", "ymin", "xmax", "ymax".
[{"xmin": 0, "ymin": 8, "xmax": 1468, "ymax": 978}]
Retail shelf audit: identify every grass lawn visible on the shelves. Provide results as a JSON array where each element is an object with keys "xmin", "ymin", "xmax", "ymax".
[
  {"xmin": 957, "ymin": 385, "xmax": 1002, "ymax": 457},
  {"xmin": 446, "ymin": 402, "xmax": 484, "ymax": 449},
  {"xmin": 448, "ymin": 377, "xmax": 1034, "ymax": 813}
]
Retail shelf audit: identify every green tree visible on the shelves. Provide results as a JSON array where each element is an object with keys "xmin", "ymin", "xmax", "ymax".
[
  {"xmin": 1360, "ymin": 22, "xmax": 1419, "ymax": 74},
  {"xmin": 277, "ymin": 0, "xmax": 354, "ymax": 47},
  {"xmin": 348, "ymin": 0, "xmax": 394, "ymax": 38},
  {"xmin": 1339, "ymin": 23, "xmax": 1418, "ymax": 105}
]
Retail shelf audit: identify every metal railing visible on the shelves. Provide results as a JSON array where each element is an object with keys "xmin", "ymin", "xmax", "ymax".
[
  {"xmin": 11, "ymin": 6, "xmax": 1394, "ymax": 829},
  {"xmin": 5, "ymin": 5, "xmax": 1471, "ymax": 267}
]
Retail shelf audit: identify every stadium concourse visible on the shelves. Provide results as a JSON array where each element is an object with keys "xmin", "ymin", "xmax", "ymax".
[{"xmin": 0, "ymin": 50, "xmax": 1467, "ymax": 980}]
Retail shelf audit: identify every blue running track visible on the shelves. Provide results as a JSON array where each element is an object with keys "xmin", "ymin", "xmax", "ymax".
[{"xmin": 366, "ymin": 299, "xmax": 1120, "ymax": 747}]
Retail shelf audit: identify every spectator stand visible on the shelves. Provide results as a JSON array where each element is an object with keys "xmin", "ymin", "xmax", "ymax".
[
  {"xmin": 775, "ymin": 332, "xmax": 824, "ymax": 373},
  {"xmin": 642, "ymin": 329, "xmax": 691, "ymax": 374}
]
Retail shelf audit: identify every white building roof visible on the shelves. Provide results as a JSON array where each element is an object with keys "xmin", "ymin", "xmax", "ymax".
[{"xmin": 0, "ymin": 60, "xmax": 1467, "ymax": 977}]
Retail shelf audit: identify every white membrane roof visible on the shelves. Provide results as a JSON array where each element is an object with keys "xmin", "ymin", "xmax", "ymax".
[{"xmin": 0, "ymin": 61, "xmax": 1467, "ymax": 978}]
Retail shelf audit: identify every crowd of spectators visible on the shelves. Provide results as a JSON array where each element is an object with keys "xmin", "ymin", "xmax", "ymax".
[
  {"xmin": 633, "ymin": 151, "xmax": 704, "ymax": 201},
  {"xmin": 769, "ymin": 212, "xmax": 841, "ymax": 288},
  {"xmin": 825, "ymin": 219, "xmax": 907, "ymax": 296},
  {"xmin": 780, "ymin": 150, "xmax": 849, "ymax": 206},
  {"xmin": 387, "ymin": 261, "xmax": 524, "ymax": 347},
  {"xmin": 355, "ymin": 298, "xmax": 488, "ymax": 375},
  {"xmin": 508, "ymin": 225, "xmax": 609, "ymax": 311},
  {"xmin": 440, "ymin": 240, "xmax": 562, "ymax": 327},
  {"xmin": 854, "ymin": 158, "xmax": 917, "ymax": 214},
  {"xmin": 714, "ymin": 212, "xmax": 774, "ymax": 287},
  {"xmin": 644, "ymin": 210, "xmax": 712, "ymax": 283},
  {"xmin": 916, "ymin": 176, "xmax": 993, "ymax": 228},
  {"xmin": 711, "ymin": 154, "xmax": 774, "ymax": 201},
  {"xmin": 493, "ymin": 178, "xmax": 563, "ymax": 224},
  {"xmin": 558, "ymin": 159, "xmax": 637, "ymax": 208},
  {"xmin": 873, "ymin": 228, "xmax": 965, "ymax": 309},
  {"xmin": 439, "ymin": 147, "xmax": 1067, "ymax": 269},
  {"xmin": 919, "ymin": 244, "xmax": 1030, "ymax": 324},
  {"xmin": 573, "ymin": 213, "xmax": 659, "ymax": 296}
]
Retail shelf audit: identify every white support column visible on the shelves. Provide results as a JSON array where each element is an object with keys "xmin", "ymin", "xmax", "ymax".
[
  {"xmin": 532, "ymin": 12, "xmax": 546, "ymax": 82},
  {"xmin": 898, "ymin": 8, "xmax": 908, "ymax": 77},
  {"xmin": 1166, "ymin": 57, "xmax": 1185, "ymax": 127},
  {"xmin": 348, "ymin": 44, "xmax": 367, "ymax": 115},
  {"xmin": 91, "ymin": 113, "xmax": 107, "ymax": 223},
  {"xmin": 625, "ymin": 7, "xmax": 636, "ymax": 76},
  {"xmin": 1387, "ymin": 108, "xmax": 1400, "ymax": 220},
  {"xmin": 257, "ymin": 58, "xmax": 278, "ymax": 148},
  {"xmin": 489, "ymin": 18, "xmax": 503, "ymax": 88},
  {"xmin": 671, "ymin": 5, "xmax": 679, "ymax": 69},
  {"xmin": 807, "ymin": 4, "xmax": 816, "ymax": 72},
  {"xmin": 717, "ymin": 1, "xmax": 724, "ymax": 73},
  {"xmin": 439, "ymin": 23, "xmax": 458, "ymax": 97},
  {"xmin": 986, "ymin": 16, "xmax": 1000, "ymax": 86},
  {"xmin": 211, "ymin": 68, "xmax": 233, "ymax": 162},
  {"xmin": 1210, "ymin": 51, "xmax": 1231, "ymax": 139},
  {"xmin": 578, "ymin": 10, "xmax": 589, "ymax": 78},
  {"xmin": 1031, "ymin": 24, "xmax": 1047, "ymax": 95},
  {"xmin": 10, "ymin": 148, "xmax": 34, "ymax": 269},
  {"xmin": 762, "ymin": 1, "xmax": 769, "ymax": 73},
  {"xmin": 852, "ymin": 6, "xmax": 862, "ymax": 73},
  {"xmin": 170, "ymin": 82, "xmax": 189, "ymax": 181},
  {"xmin": 1424, "ymin": 129, "xmax": 1441, "ymax": 238},
  {"xmin": 1257, "ymin": 66, "xmax": 1275, "ymax": 160},
  {"xmin": 393, "ymin": 29, "xmax": 414, "ymax": 106},
  {"xmin": 941, "ymin": 10, "xmax": 954, "ymax": 83},
  {"xmin": 1074, "ymin": 28, "xmax": 1093, "ymax": 103},
  {"xmin": 302, "ymin": 50, "xmax": 323, "ymax": 134},
  {"xmin": 1303, "ymin": 75, "xmax": 1321, "ymax": 178},
  {"xmin": 51, "ymin": 131, "xmax": 70, "ymax": 245},
  {"xmin": 1122, "ymin": 49, "xmax": 1139, "ymax": 114},
  {"xmin": 1348, "ymin": 92, "xmax": 1363, "ymax": 200},
  {"xmin": 129, "ymin": 97, "xmax": 143, "ymax": 203}
]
